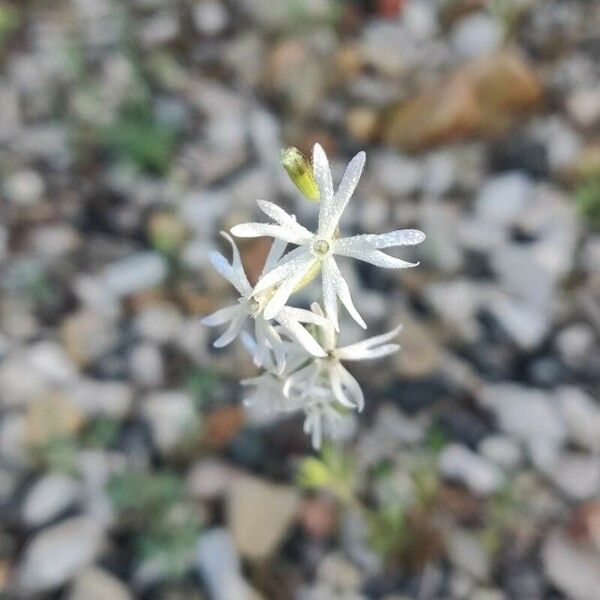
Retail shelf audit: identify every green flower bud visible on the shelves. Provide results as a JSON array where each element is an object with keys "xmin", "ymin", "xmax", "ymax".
[{"xmin": 281, "ymin": 147, "xmax": 320, "ymax": 201}]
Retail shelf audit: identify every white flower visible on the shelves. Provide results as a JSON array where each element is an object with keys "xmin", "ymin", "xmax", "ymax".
[
  {"xmin": 302, "ymin": 393, "xmax": 350, "ymax": 450},
  {"xmin": 201, "ymin": 232, "xmax": 326, "ymax": 371},
  {"xmin": 284, "ymin": 303, "xmax": 402, "ymax": 412},
  {"xmin": 231, "ymin": 143, "xmax": 425, "ymax": 331}
]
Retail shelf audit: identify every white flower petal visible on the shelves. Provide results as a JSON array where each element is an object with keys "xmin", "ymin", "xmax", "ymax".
[
  {"xmin": 313, "ymin": 143, "xmax": 334, "ymax": 209},
  {"xmin": 279, "ymin": 306, "xmax": 328, "ymax": 327},
  {"xmin": 261, "ymin": 238, "xmax": 287, "ymax": 277},
  {"xmin": 262, "ymin": 322, "xmax": 286, "ymax": 373},
  {"xmin": 280, "ymin": 318, "xmax": 326, "ymax": 357},
  {"xmin": 252, "ymin": 318, "xmax": 270, "ymax": 368},
  {"xmin": 319, "ymin": 151, "xmax": 365, "ymax": 238},
  {"xmin": 336, "ymin": 324, "xmax": 402, "ymax": 361},
  {"xmin": 339, "ymin": 343, "xmax": 400, "ymax": 361},
  {"xmin": 201, "ymin": 304, "xmax": 244, "ymax": 327},
  {"xmin": 256, "ymin": 200, "xmax": 313, "ymax": 241},
  {"xmin": 231, "ymin": 222, "xmax": 310, "ymax": 245},
  {"xmin": 368, "ymin": 229, "xmax": 426, "ymax": 248},
  {"xmin": 253, "ymin": 246, "xmax": 311, "ymax": 294},
  {"xmin": 213, "ymin": 313, "xmax": 247, "ymax": 348},
  {"xmin": 322, "ymin": 257, "xmax": 366, "ymax": 330},
  {"xmin": 330, "ymin": 363, "xmax": 364, "ymax": 411},
  {"xmin": 284, "ymin": 362, "xmax": 319, "ymax": 398},
  {"xmin": 335, "ymin": 236, "xmax": 418, "ymax": 269},
  {"xmin": 263, "ymin": 255, "xmax": 315, "ymax": 320}
]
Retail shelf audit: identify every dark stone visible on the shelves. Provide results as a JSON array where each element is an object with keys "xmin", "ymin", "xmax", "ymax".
[
  {"xmin": 489, "ymin": 137, "xmax": 549, "ymax": 179},
  {"xmin": 436, "ymin": 404, "xmax": 492, "ymax": 448},
  {"xmin": 387, "ymin": 376, "xmax": 451, "ymax": 414}
]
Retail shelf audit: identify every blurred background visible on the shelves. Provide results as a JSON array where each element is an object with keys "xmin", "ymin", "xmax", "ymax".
[{"xmin": 0, "ymin": 0, "xmax": 599, "ymax": 598}]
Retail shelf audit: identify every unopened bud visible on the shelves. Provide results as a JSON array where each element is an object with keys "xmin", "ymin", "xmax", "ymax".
[{"xmin": 281, "ymin": 147, "xmax": 320, "ymax": 201}]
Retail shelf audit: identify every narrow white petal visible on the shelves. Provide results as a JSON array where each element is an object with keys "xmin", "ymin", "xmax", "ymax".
[
  {"xmin": 256, "ymin": 200, "xmax": 313, "ymax": 241},
  {"xmin": 284, "ymin": 363, "xmax": 318, "ymax": 398},
  {"xmin": 368, "ymin": 229, "xmax": 426, "ymax": 248},
  {"xmin": 320, "ymin": 151, "xmax": 365, "ymax": 238},
  {"xmin": 231, "ymin": 222, "xmax": 310, "ymax": 245},
  {"xmin": 279, "ymin": 306, "xmax": 328, "ymax": 327},
  {"xmin": 281, "ymin": 319, "xmax": 326, "ymax": 357},
  {"xmin": 312, "ymin": 143, "xmax": 334, "ymax": 204},
  {"xmin": 261, "ymin": 238, "xmax": 287, "ymax": 277},
  {"xmin": 253, "ymin": 246, "xmax": 311, "ymax": 294},
  {"xmin": 339, "ymin": 343, "xmax": 400, "ymax": 361},
  {"xmin": 208, "ymin": 250, "xmax": 250, "ymax": 296},
  {"xmin": 262, "ymin": 322, "xmax": 286, "ymax": 373},
  {"xmin": 336, "ymin": 324, "xmax": 403, "ymax": 360},
  {"xmin": 335, "ymin": 236, "xmax": 418, "ymax": 269},
  {"xmin": 201, "ymin": 304, "xmax": 244, "ymax": 327},
  {"xmin": 252, "ymin": 318, "xmax": 269, "ymax": 368},
  {"xmin": 323, "ymin": 257, "xmax": 366, "ymax": 330},
  {"xmin": 263, "ymin": 256, "xmax": 315, "ymax": 320},
  {"xmin": 330, "ymin": 363, "xmax": 364, "ymax": 411},
  {"xmin": 213, "ymin": 314, "xmax": 247, "ymax": 348},
  {"xmin": 219, "ymin": 231, "xmax": 252, "ymax": 295}
]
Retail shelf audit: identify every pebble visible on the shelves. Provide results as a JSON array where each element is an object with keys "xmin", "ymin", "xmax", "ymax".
[
  {"xmin": 544, "ymin": 452, "xmax": 600, "ymax": 501},
  {"xmin": 17, "ymin": 516, "xmax": 105, "ymax": 593},
  {"xmin": 67, "ymin": 566, "xmax": 132, "ymax": 600},
  {"xmin": 69, "ymin": 379, "xmax": 133, "ymax": 418},
  {"xmin": 479, "ymin": 435, "xmax": 523, "ymax": 471},
  {"xmin": 102, "ymin": 252, "xmax": 168, "ymax": 297},
  {"xmin": 186, "ymin": 459, "xmax": 233, "ymax": 501},
  {"xmin": 4, "ymin": 169, "xmax": 45, "ymax": 205},
  {"xmin": 556, "ymin": 386, "xmax": 600, "ymax": 452},
  {"xmin": 141, "ymin": 391, "xmax": 197, "ymax": 454},
  {"xmin": 196, "ymin": 528, "xmax": 249, "ymax": 600},
  {"xmin": 373, "ymin": 151, "xmax": 423, "ymax": 196},
  {"xmin": 543, "ymin": 529, "xmax": 600, "ymax": 600},
  {"xmin": 475, "ymin": 172, "xmax": 534, "ymax": 227},
  {"xmin": 128, "ymin": 343, "xmax": 165, "ymax": 388},
  {"xmin": 61, "ymin": 310, "xmax": 118, "ymax": 367},
  {"xmin": 134, "ymin": 303, "xmax": 183, "ymax": 344},
  {"xmin": 567, "ymin": 87, "xmax": 600, "ymax": 128},
  {"xmin": 439, "ymin": 444, "xmax": 505, "ymax": 496},
  {"xmin": 193, "ymin": 0, "xmax": 229, "ymax": 36},
  {"xmin": 227, "ymin": 474, "xmax": 299, "ymax": 561},
  {"xmin": 21, "ymin": 473, "xmax": 80, "ymax": 527},
  {"xmin": 451, "ymin": 13, "xmax": 502, "ymax": 59},
  {"xmin": 446, "ymin": 527, "xmax": 491, "ymax": 582},
  {"xmin": 554, "ymin": 324, "xmax": 595, "ymax": 369}
]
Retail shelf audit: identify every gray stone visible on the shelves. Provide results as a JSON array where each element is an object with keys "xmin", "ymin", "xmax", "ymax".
[
  {"xmin": 451, "ymin": 13, "xmax": 502, "ymax": 59},
  {"xmin": 197, "ymin": 528, "xmax": 248, "ymax": 600},
  {"xmin": 128, "ymin": 343, "xmax": 165, "ymax": 388},
  {"xmin": 102, "ymin": 252, "xmax": 168, "ymax": 297},
  {"xmin": 227, "ymin": 474, "xmax": 299, "ymax": 560},
  {"xmin": 187, "ymin": 459, "xmax": 233, "ymax": 500},
  {"xmin": 446, "ymin": 528, "xmax": 491, "ymax": 581},
  {"xmin": 134, "ymin": 303, "xmax": 183, "ymax": 344},
  {"xmin": 18, "ymin": 516, "xmax": 105, "ymax": 593},
  {"xmin": 555, "ymin": 324, "xmax": 595, "ymax": 368},
  {"xmin": 27, "ymin": 341, "xmax": 78, "ymax": 384},
  {"xmin": 4, "ymin": 169, "xmax": 45, "ymax": 205},
  {"xmin": 556, "ymin": 386, "xmax": 600, "ymax": 452},
  {"xmin": 193, "ymin": 0, "xmax": 228, "ymax": 36},
  {"xmin": 22, "ymin": 473, "xmax": 80, "ymax": 527},
  {"xmin": 69, "ymin": 379, "xmax": 132, "ymax": 418},
  {"xmin": 479, "ymin": 435, "xmax": 523, "ymax": 471},
  {"xmin": 0, "ymin": 413, "xmax": 29, "ymax": 466},
  {"xmin": 439, "ymin": 444, "xmax": 505, "ymax": 495},
  {"xmin": 0, "ymin": 355, "xmax": 48, "ymax": 408},
  {"xmin": 544, "ymin": 453, "xmax": 600, "ymax": 501},
  {"xmin": 373, "ymin": 151, "xmax": 423, "ymax": 196},
  {"xmin": 141, "ymin": 391, "xmax": 197, "ymax": 454},
  {"xmin": 543, "ymin": 530, "xmax": 600, "ymax": 600},
  {"xmin": 476, "ymin": 172, "xmax": 534, "ymax": 227},
  {"xmin": 567, "ymin": 87, "xmax": 600, "ymax": 128},
  {"xmin": 67, "ymin": 566, "xmax": 132, "ymax": 600}
]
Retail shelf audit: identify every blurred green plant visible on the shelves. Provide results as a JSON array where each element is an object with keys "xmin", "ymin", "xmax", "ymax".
[
  {"xmin": 576, "ymin": 175, "xmax": 600, "ymax": 230},
  {"xmin": 99, "ymin": 101, "xmax": 177, "ymax": 175},
  {"xmin": 33, "ymin": 435, "xmax": 79, "ymax": 474},
  {"xmin": 481, "ymin": 482, "xmax": 520, "ymax": 555},
  {"xmin": 109, "ymin": 469, "xmax": 202, "ymax": 579},
  {"xmin": 0, "ymin": 5, "xmax": 19, "ymax": 45},
  {"xmin": 82, "ymin": 417, "xmax": 121, "ymax": 448},
  {"xmin": 184, "ymin": 367, "xmax": 219, "ymax": 407}
]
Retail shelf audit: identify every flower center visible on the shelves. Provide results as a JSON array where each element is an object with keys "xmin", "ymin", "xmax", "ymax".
[{"xmin": 312, "ymin": 238, "xmax": 331, "ymax": 258}]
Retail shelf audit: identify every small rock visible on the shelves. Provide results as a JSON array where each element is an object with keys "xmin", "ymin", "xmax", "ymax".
[
  {"xmin": 67, "ymin": 566, "xmax": 132, "ymax": 600},
  {"xmin": 29, "ymin": 225, "xmax": 81, "ymax": 260},
  {"xmin": 373, "ymin": 151, "xmax": 423, "ymax": 196},
  {"xmin": 141, "ymin": 391, "xmax": 197, "ymax": 454},
  {"xmin": 17, "ymin": 516, "xmax": 105, "ymax": 593},
  {"xmin": 556, "ymin": 386, "xmax": 600, "ymax": 452},
  {"xmin": 196, "ymin": 528, "xmax": 249, "ymax": 600},
  {"xmin": 26, "ymin": 392, "xmax": 84, "ymax": 447},
  {"xmin": 102, "ymin": 252, "xmax": 168, "ymax": 297},
  {"xmin": 479, "ymin": 435, "xmax": 523, "ymax": 471},
  {"xmin": 138, "ymin": 12, "xmax": 179, "ymax": 47},
  {"xmin": 299, "ymin": 495, "xmax": 338, "ymax": 540},
  {"xmin": 193, "ymin": 0, "xmax": 229, "ymax": 36},
  {"xmin": 451, "ymin": 13, "xmax": 502, "ymax": 59},
  {"xmin": 227, "ymin": 474, "xmax": 299, "ymax": 560},
  {"xmin": 69, "ymin": 379, "xmax": 132, "ymax": 418},
  {"xmin": 61, "ymin": 310, "xmax": 118, "ymax": 367},
  {"xmin": 134, "ymin": 303, "xmax": 183, "ymax": 344},
  {"xmin": 446, "ymin": 527, "xmax": 491, "ymax": 581},
  {"xmin": 543, "ymin": 529, "xmax": 600, "ymax": 600},
  {"xmin": 0, "ymin": 355, "xmax": 48, "ymax": 408},
  {"xmin": 544, "ymin": 453, "xmax": 600, "ymax": 501},
  {"xmin": 21, "ymin": 473, "xmax": 80, "ymax": 527},
  {"xmin": 187, "ymin": 459, "xmax": 232, "ymax": 501},
  {"xmin": 0, "ymin": 413, "xmax": 29, "ymax": 466},
  {"xmin": 27, "ymin": 341, "xmax": 77, "ymax": 384},
  {"xmin": 4, "ymin": 169, "xmax": 45, "ymax": 205},
  {"xmin": 476, "ymin": 172, "xmax": 534, "ymax": 227},
  {"xmin": 439, "ymin": 444, "xmax": 505, "ymax": 495},
  {"xmin": 555, "ymin": 324, "xmax": 595, "ymax": 369},
  {"xmin": 128, "ymin": 343, "xmax": 165, "ymax": 388},
  {"xmin": 567, "ymin": 87, "xmax": 600, "ymax": 128},
  {"xmin": 317, "ymin": 553, "xmax": 362, "ymax": 591}
]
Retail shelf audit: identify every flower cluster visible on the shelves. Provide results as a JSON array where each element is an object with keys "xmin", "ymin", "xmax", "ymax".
[{"xmin": 203, "ymin": 144, "xmax": 425, "ymax": 448}]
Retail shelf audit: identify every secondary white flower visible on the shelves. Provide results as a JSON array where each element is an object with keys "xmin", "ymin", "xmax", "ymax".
[
  {"xmin": 201, "ymin": 232, "xmax": 326, "ymax": 371},
  {"xmin": 231, "ymin": 143, "xmax": 425, "ymax": 331},
  {"xmin": 302, "ymin": 392, "xmax": 350, "ymax": 450},
  {"xmin": 284, "ymin": 303, "xmax": 402, "ymax": 412}
]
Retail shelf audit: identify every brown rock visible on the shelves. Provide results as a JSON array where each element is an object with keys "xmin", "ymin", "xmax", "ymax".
[
  {"xmin": 385, "ymin": 50, "xmax": 542, "ymax": 151},
  {"xmin": 26, "ymin": 392, "xmax": 84, "ymax": 447},
  {"xmin": 299, "ymin": 495, "xmax": 339, "ymax": 540},
  {"xmin": 204, "ymin": 405, "xmax": 244, "ymax": 449}
]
